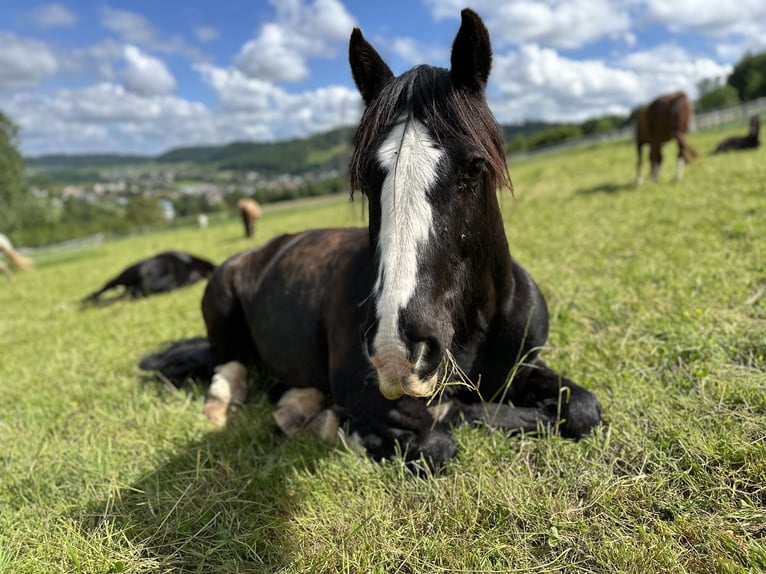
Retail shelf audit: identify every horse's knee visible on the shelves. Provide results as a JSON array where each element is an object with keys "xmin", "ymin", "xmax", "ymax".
[{"xmin": 560, "ymin": 387, "xmax": 601, "ymax": 439}]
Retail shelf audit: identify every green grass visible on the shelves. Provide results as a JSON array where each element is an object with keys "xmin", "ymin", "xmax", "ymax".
[{"xmin": 2, "ymin": 126, "xmax": 765, "ymax": 573}]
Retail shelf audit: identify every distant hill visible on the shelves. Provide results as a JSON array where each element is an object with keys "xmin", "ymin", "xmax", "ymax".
[
  {"xmin": 25, "ymin": 122, "xmax": 569, "ymax": 177},
  {"xmin": 27, "ymin": 127, "xmax": 357, "ymax": 177},
  {"xmin": 26, "ymin": 153, "xmax": 152, "ymax": 169}
]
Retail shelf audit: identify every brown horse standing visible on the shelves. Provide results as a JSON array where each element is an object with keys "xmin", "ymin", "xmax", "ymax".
[
  {"xmin": 237, "ymin": 198, "xmax": 262, "ymax": 238},
  {"xmin": 0, "ymin": 233, "xmax": 32, "ymax": 282},
  {"xmin": 635, "ymin": 91, "xmax": 698, "ymax": 183}
]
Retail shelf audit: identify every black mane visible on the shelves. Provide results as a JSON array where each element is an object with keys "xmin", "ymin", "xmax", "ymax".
[{"xmin": 350, "ymin": 65, "xmax": 510, "ymax": 197}]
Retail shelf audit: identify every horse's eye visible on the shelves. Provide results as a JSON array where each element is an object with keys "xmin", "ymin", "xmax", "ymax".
[{"xmin": 465, "ymin": 158, "xmax": 486, "ymax": 179}]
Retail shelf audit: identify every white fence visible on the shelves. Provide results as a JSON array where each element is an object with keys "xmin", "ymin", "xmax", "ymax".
[{"xmin": 516, "ymin": 97, "xmax": 766, "ymax": 159}]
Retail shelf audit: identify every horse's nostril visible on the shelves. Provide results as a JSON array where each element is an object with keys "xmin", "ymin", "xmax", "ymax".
[{"xmin": 411, "ymin": 338, "xmax": 442, "ymax": 376}]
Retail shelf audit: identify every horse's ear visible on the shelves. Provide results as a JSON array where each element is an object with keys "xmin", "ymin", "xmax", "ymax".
[
  {"xmin": 450, "ymin": 8, "xmax": 492, "ymax": 92},
  {"xmin": 349, "ymin": 28, "xmax": 394, "ymax": 105}
]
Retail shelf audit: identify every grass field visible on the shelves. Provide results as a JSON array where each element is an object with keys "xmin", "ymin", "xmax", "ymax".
[{"xmin": 1, "ymin": 126, "xmax": 765, "ymax": 573}]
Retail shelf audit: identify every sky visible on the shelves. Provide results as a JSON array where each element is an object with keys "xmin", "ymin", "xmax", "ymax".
[{"xmin": 1, "ymin": 0, "xmax": 764, "ymax": 157}]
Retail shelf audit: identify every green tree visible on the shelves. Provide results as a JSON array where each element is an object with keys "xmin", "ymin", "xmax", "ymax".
[
  {"xmin": 727, "ymin": 51, "xmax": 766, "ymax": 102},
  {"xmin": 527, "ymin": 124, "xmax": 582, "ymax": 148},
  {"xmin": 125, "ymin": 195, "xmax": 165, "ymax": 227},
  {"xmin": 696, "ymin": 78, "xmax": 740, "ymax": 112},
  {"xmin": 0, "ymin": 110, "xmax": 29, "ymax": 233}
]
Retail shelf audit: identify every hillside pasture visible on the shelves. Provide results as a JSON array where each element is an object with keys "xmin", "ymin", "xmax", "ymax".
[{"xmin": 1, "ymin": 128, "xmax": 764, "ymax": 572}]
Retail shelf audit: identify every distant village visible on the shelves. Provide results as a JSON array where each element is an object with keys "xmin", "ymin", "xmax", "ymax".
[{"xmin": 31, "ymin": 165, "xmax": 344, "ymax": 222}]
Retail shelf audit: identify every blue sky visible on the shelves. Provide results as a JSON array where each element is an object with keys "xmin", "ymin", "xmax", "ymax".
[{"xmin": 1, "ymin": 0, "xmax": 764, "ymax": 156}]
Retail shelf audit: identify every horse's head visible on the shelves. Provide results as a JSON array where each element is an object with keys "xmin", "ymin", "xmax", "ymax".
[{"xmin": 349, "ymin": 9, "xmax": 510, "ymax": 400}]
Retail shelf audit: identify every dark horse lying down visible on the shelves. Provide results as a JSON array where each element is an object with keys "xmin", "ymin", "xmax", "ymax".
[
  {"xmin": 714, "ymin": 115, "xmax": 760, "ymax": 153},
  {"xmin": 84, "ymin": 251, "xmax": 215, "ymax": 304},
  {"xmin": 147, "ymin": 10, "xmax": 601, "ymax": 466}
]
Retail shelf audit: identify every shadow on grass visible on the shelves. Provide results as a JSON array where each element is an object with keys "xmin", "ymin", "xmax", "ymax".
[
  {"xmin": 73, "ymin": 388, "xmax": 334, "ymax": 571},
  {"xmin": 575, "ymin": 182, "xmax": 637, "ymax": 196}
]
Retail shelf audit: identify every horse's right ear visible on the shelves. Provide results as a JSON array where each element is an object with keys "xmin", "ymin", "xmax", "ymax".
[{"xmin": 349, "ymin": 28, "xmax": 394, "ymax": 106}]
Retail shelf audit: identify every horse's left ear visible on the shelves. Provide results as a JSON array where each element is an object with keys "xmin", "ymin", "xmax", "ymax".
[
  {"xmin": 450, "ymin": 8, "xmax": 492, "ymax": 92},
  {"xmin": 349, "ymin": 28, "xmax": 394, "ymax": 105}
]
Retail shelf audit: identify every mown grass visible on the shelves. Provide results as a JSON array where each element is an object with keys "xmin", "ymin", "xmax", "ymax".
[{"xmin": 1, "ymin": 125, "xmax": 765, "ymax": 572}]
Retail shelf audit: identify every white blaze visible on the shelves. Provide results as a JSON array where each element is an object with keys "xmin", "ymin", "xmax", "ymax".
[{"xmin": 372, "ymin": 116, "xmax": 443, "ymax": 359}]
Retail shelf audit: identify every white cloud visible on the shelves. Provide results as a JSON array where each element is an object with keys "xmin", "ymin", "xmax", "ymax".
[
  {"xmin": 28, "ymin": 4, "xmax": 78, "ymax": 30},
  {"xmin": 489, "ymin": 43, "xmax": 731, "ymax": 124},
  {"xmin": 235, "ymin": 0, "xmax": 355, "ymax": 82},
  {"xmin": 424, "ymin": 0, "xmax": 632, "ymax": 50},
  {"xmin": 0, "ymin": 32, "xmax": 58, "ymax": 90},
  {"xmin": 198, "ymin": 64, "xmax": 361, "ymax": 136},
  {"xmin": 100, "ymin": 7, "xmax": 206, "ymax": 61},
  {"xmin": 195, "ymin": 26, "xmax": 219, "ymax": 43},
  {"xmin": 646, "ymin": 1, "xmax": 766, "ymax": 35},
  {"xmin": 101, "ymin": 8, "xmax": 157, "ymax": 45},
  {"xmin": 122, "ymin": 46, "xmax": 176, "ymax": 97},
  {"xmin": 6, "ymin": 84, "xmax": 211, "ymax": 155},
  {"xmin": 8, "ymin": 65, "xmax": 362, "ymax": 155},
  {"xmin": 390, "ymin": 38, "xmax": 448, "ymax": 67},
  {"xmin": 646, "ymin": 1, "xmax": 766, "ymax": 62},
  {"xmin": 236, "ymin": 23, "xmax": 311, "ymax": 82}
]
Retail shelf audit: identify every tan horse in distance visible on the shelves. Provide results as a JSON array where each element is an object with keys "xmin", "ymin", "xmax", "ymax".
[
  {"xmin": 0, "ymin": 233, "xmax": 32, "ymax": 282},
  {"xmin": 237, "ymin": 198, "xmax": 262, "ymax": 238},
  {"xmin": 635, "ymin": 91, "xmax": 698, "ymax": 184}
]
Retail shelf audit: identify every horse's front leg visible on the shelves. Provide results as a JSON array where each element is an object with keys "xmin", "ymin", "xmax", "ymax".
[
  {"xmin": 507, "ymin": 359, "xmax": 601, "ymax": 439},
  {"xmin": 203, "ymin": 361, "xmax": 248, "ymax": 426},
  {"xmin": 635, "ymin": 143, "xmax": 644, "ymax": 185},
  {"xmin": 330, "ymin": 376, "xmax": 457, "ymax": 468}
]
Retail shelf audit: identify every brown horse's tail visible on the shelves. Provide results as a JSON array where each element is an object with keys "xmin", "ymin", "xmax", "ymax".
[
  {"xmin": 0, "ymin": 237, "xmax": 32, "ymax": 271},
  {"xmin": 678, "ymin": 132, "xmax": 699, "ymax": 163}
]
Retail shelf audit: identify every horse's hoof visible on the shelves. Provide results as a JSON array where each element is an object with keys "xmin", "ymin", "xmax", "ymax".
[
  {"xmin": 272, "ymin": 406, "xmax": 304, "ymax": 436},
  {"xmin": 203, "ymin": 397, "xmax": 230, "ymax": 427},
  {"xmin": 305, "ymin": 409, "xmax": 340, "ymax": 444}
]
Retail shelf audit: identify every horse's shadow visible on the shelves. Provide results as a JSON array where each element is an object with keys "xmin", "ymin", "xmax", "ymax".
[
  {"xmin": 72, "ymin": 392, "xmax": 336, "ymax": 571},
  {"xmin": 575, "ymin": 182, "xmax": 637, "ymax": 196}
]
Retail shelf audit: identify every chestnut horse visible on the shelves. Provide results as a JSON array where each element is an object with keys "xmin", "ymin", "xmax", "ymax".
[
  {"xmin": 237, "ymin": 198, "xmax": 262, "ymax": 238},
  {"xmin": 0, "ymin": 233, "xmax": 32, "ymax": 282},
  {"xmin": 635, "ymin": 91, "xmax": 698, "ymax": 183},
  {"xmin": 149, "ymin": 9, "xmax": 601, "ymax": 467}
]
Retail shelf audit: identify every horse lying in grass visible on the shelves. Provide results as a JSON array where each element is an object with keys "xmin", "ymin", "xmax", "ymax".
[
  {"xmin": 146, "ymin": 9, "xmax": 601, "ymax": 467},
  {"xmin": 83, "ymin": 251, "xmax": 215, "ymax": 305},
  {"xmin": 635, "ymin": 91, "xmax": 698, "ymax": 183},
  {"xmin": 714, "ymin": 115, "xmax": 760, "ymax": 153},
  {"xmin": 0, "ymin": 233, "xmax": 32, "ymax": 282}
]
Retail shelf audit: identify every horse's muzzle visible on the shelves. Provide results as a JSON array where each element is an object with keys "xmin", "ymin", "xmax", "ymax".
[{"xmin": 370, "ymin": 347, "xmax": 440, "ymax": 400}]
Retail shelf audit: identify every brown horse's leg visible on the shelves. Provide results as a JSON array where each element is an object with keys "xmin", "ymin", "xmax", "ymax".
[
  {"xmin": 240, "ymin": 209, "xmax": 252, "ymax": 238},
  {"xmin": 649, "ymin": 142, "xmax": 662, "ymax": 181},
  {"xmin": 635, "ymin": 142, "xmax": 645, "ymax": 185}
]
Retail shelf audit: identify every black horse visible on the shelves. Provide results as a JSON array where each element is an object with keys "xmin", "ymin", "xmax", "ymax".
[
  {"xmin": 84, "ymin": 251, "xmax": 215, "ymax": 305},
  {"xmin": 150, "ymin": 9, "xmax": 601, "ymax": 467},
  {"xmin": 714, "ymin": 115, "xmax": 760, "ymax": 153}
]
